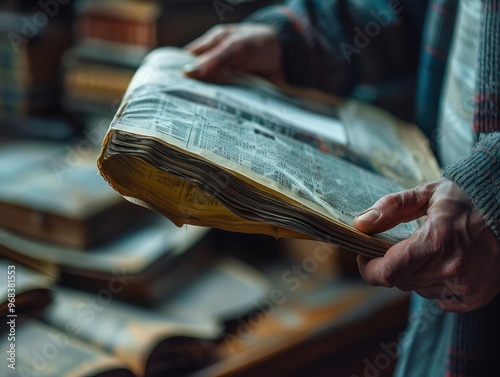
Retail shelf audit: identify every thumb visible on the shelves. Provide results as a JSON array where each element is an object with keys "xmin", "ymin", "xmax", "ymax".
[{"xmin": 354, "ymin": 185, "xmax": 433, "ymax": 234}]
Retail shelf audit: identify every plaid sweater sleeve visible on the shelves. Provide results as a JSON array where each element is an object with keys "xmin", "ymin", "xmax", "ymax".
[{"xmin": 245, "ymin": 0, "xmax": 427, "ymax": 96}]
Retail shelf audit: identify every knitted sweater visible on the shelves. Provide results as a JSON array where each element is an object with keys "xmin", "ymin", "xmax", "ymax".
[{"xmin": 246, "ymin": 0, "xmax": 500, "ymax": 375}]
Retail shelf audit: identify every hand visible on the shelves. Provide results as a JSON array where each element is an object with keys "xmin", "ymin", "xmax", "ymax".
[
  {"xmin": 354, "ymin": 178, "xmax": 500, "ymax": 313},
  {"xmin": 183, "ymin": 23, "xmax": 286, "ymax": 84}
]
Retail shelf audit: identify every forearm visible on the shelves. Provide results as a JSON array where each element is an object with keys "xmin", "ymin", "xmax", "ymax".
[{"xmin": 246, "ymin": 0, "xmax": 427, "ymax": 96}]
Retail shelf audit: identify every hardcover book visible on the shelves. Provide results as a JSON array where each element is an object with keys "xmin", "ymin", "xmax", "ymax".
[
  {"xmin": 0, "ymin": 217, "xmax": 211, "ymax": 304},
  {"xmin": 0, "ymin": 142, "xmax": 152, "ymax": 248}
]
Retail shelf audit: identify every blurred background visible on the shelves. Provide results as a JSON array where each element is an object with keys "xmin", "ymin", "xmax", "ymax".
[
  {"xmin": 0, "ymin": 1, "xmax": 409, "ymax": 376},
  {"xmin": 0, "ymin": 0, "xmax": 284, "ymax": 138}
]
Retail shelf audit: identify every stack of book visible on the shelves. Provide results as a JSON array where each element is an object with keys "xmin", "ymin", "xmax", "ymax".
[
  {"xmin": 62, "ymin": 0, "xmax": 277, "ymax": 124},
  {"xmin": 62, "ymin": 0, "xmax": 156, "ymax": 117},
  {"xmin": 0, "ymin": 140, "xmax": 279, "ymax": 376},
  {"xmin": 0, "ymin": 141, "xmax": 222, "ymax": 302},
  {"xmin": 0, "ymin": 228, "xmax": 410, "ymax": 377}
]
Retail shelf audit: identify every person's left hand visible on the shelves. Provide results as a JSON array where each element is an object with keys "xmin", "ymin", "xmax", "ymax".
[
  {"xmin": 183, "ymin": 24, "xmax": 285, "ymax": 84},
  {"xmin": 354, "ymin": 178, "xmax": 500, "ymax": 313}
]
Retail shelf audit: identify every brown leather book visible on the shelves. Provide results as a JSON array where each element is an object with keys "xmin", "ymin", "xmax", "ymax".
[
  {"xmin": 76, "ymin": 0, "xmax": 161, "ymax": 48},
  {"xmin": 0, "ymin": 142, "xmax": 153, "ymax": 249},
  {"xmin": 62, "ymin": 43, "xmax": 143, "ymax": 111},
  {"xmin": 0, "ymin": 216, "xmax": 212, "ymax": 304}
]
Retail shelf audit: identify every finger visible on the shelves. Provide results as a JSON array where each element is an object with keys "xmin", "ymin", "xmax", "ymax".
[
  {"xmin": 354, "ymin": 183, "xmax": 435, "ymax": 234},
  {"xmin": 185, "ymin": 26, "xmax": 230, "ymax": 55},
  {"xmin": 415, "ymin": 284, "xmax": 455, "ymax": 300},
  {"xmin": 414, "ymin": 285, "xmax": 469, "ymax": 312},
  {"xmin": 394, "ymin": 273, "xmax": 440, "ymax": 291},
  {"xmin": 435, "ymin": 288, "xmax": 497, "ymax": 313},
  {"xmin": 185, "ymin": 41, "xmax": 242, "ymax": 80},
  {"xmin": 434, "ymin": 295, "xmax": 471, "ymax": 313},
  {"xmin": 402, "ymin": 251, "xmax": 460, "ymax": 288},
  {"xmin": 357, "ymin": 225, "xmax": 436, "ymax": 288},
  {"xmin": 393, "ymin": 212, "xmax": 464, "ymax": 287},
  {"xmin": 357, "ymin": 254, "xmax": 392, "ymax": 287}
]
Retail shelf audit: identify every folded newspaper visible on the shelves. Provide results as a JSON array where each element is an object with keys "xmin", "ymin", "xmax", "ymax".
[{"xmin": 98, "ymin": 47, "xmax": 439, "ymax": 258}]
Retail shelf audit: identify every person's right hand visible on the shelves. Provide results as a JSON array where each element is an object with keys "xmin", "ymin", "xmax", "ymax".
[{"xmin": 183, "ymin": 23, "xmax": 286, "ymax": 84}]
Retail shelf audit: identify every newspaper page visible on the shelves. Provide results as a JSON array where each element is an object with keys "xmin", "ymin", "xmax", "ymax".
[
  {"xmin": 120, "ymin": 48, "xmax": 439, "ymax": 188},
  {"xmin": 101, "ymin": 48, "xmax": 429, "ymax": 247}
]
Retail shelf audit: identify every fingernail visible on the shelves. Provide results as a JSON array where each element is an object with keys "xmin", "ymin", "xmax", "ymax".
[
  {"xmin": 356, "ymin": 209, "xmax": 380, "ymax": 223},
  {"xmin": 182, "ymin": 63, "xmax": 199, "ymax": 74}
]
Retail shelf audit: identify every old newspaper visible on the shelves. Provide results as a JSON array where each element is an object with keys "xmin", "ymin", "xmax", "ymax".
[{"xmin": 98, "ymin": 48, "xmax": 439, "ymax": 257}]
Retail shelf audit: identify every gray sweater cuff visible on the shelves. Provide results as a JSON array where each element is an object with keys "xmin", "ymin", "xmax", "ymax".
[{"xmin": 442, "ymin": 133, "xmax": 500, "ymax": 239}]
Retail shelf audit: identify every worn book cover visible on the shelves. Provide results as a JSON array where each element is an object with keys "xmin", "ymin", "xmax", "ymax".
[{"xmin": 0, "ymin": 142, "xmax": 152, "ymax": 248}]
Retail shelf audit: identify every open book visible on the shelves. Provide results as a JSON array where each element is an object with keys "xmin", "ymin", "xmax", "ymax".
[
  {"xmin": 98, "ymin": 48, "xmax": 439, "ymax": 258},
  {"xmin": 41, "ymin": 288, "xmax": 221, "ymax": 377}
]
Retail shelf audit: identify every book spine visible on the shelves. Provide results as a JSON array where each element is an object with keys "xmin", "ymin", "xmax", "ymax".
[
  {"xmin": 78, "ymin": 12, "xmax": 156, "ymax": 47},
  {"xmin": 65, "ymin": 65, "xmax": 134, "ymax": 101}
]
